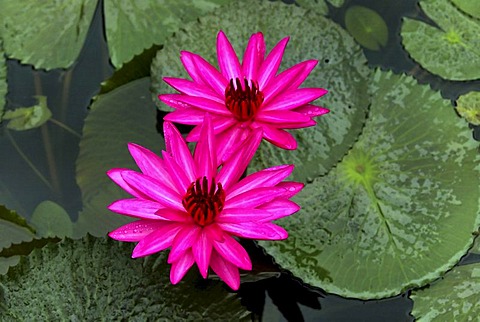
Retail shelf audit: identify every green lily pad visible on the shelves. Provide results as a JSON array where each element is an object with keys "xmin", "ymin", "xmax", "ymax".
[
  {"xmin": 0, "ymin": 205, "xmax": 35, "ymax": 250},
  {"xmin": 401, "ymin": 0, "xmax": 480, "ymax": 80},
  {"xmin": 0, "ymin": 0, "xmax": 97, "ymax": 70},
  {"xmin": 0, "ymin": 236, "xmax": 250, "ymax": 320},
  {"xmin": 295, "ymin": 0, "xmax": 329, "ymax": 15},
  {"xmin": 456, "ymin": 90, "xmax": 480, "ymax": 125},
  {"xmin": 151, "ymin": 0, "xmax": 371, "ymax": 182},
  {"xmin": 3, "ymin": 96, "xmax": 51, "ymax": 131},
  {"xmin": 345, "ymin": 6, "xmax": 388, "ymax": 50},
  {"xmin": 0, "ymin": 40, "xmax": 6, "ymax": 118},
  {"xmin": 411, "ymin": 237, "xmax": 480, "ymax": 321},
  {"xmin": 30, "ymin": 201, "xmax": 73, "ymax": 238},
  {"xmin": 451, "ymin": 0, "xmax": 480, "ymax": 19},
  {"xmin": 259, "ymin": 70, "xmax": 480, "ymax": 299},
  {"xmin": 75, "ymin": 78, "xmax": 163, "ymax": 237}
]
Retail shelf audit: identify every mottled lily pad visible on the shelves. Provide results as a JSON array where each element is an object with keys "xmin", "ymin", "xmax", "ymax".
[
  {"xmin": 75, "ymin": 78, "xmax": 163, "ymax": 237},
  {"xmin": 456, "ymin": 90, "xmax": 480, "ymax": 125},
  {"xmin": 451, "ymin": 0, "xmax": 480, "ymax": 19},
  {"xmin": 411, "ymin": 237, "xmax": 480, "ymax": 321},
  {"xmin": 0, "ymin": 0, "xmax": 97, "ymax": 70},
  {"xmin": 259, "ymin": 70, "xmax": 480, "ymax": 299},
  {"xmin": 0, "ymin": 236, "xmax": 250, "ymax": 320},
  {"xmin": 30, "ymin": 201, "xmax": 73, "ymax": 238},
  {"xmin": 401, "ymin": 0, "xmax": 480, "ymax": 80},
  {"xmin": 345, "ymin": 6, "xmax": 388, "ymax": 50},
  {"xmin": 151, "ymin": 0, "xmax": 371, "ymax": 182},
  {"xmin": 3, "ymin": 96, "xmax": 51, "ymax": 131}
]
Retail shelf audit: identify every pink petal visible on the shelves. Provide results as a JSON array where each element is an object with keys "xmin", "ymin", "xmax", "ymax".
[
  {"xmin": 242, "ymin": 32, "xmax": 265, "ymax": 80},
  {"xmin": 257, "ymin": 36, "xmax": 289, "ymax": 90},
  {"xmin": 163, "ymin": 77, "xmax": 224, "ymax": 102},
  {"xmin": 189, "ymin": 52, "xmax": 229, "ymax": 96},
  {"xmin": 217, "ymin": 31, "xmax": 243, "ymax": 81},
  {"xmin": 170, "ymin": 249, "xmax": 195, "ymax": 284},
  {"xmin": 255, "ymin": 110, "xmax": 311, "ymax": 126},
  {"xmin": 180, "ymin": 50, "xmax": 206, "ymax": 85},
  {"xmin": 275, "ymin": 182, "xmax": 304, "ymax": 198},
  {"xmin": 262, "ymin": 88, "xmax": 328, "ymax": 112},
  {"xmin": 163, "ymin": 94, "xmax": 230, "ymax": 116},
  {"xmin": 293, "ymin": 104, "xmax": 330, "ymax": 117},
  {"xmin": 186, "ymin": 116, "xmax": 237, "ymax": 142},
  {"xmin": 258, "ymin": 123, "xmax": 297, "ymax": 150},
  {"xmin": 163, "ymin": 122, "xmax": 196, "ymax": 182},
  {"xmin": 164, "ymin": 108, "xmax": 206, "ymax": 125},
  {"xmin": 168, "ymin": 224, "xmax": 201, "ymax": 264},
  {"xmin": 107, "ymin": 169, "xmax": 146, "ymax": 198},
  {"xmin": 108, "ymin": 198, "xmax": 164, "ymax": 220},
  {"xmin": 226, "ymin": 164, "xmax": 293, "ymax": 199},
  {"xmin": 225, "ymin": 186, "xmax": 286, "ymax": 209},
  {"xmin": 161, "ymin": 151, "xmax": 192, "ymax": 193},
  {"xmin": 210, "ymin": 250, "xmax": 240, "ymax": 290},
  {"xmin": 121, "ymin": 171, "xmax": 184, "ymax": 211},
  {"xmin": 132, "ymin": 222, "xmax": 182, "ymax": 257},
  {"xmin": 257, "ymin": 199, "xmax": 301, "ymax": 221},
  {"xmin": 204, "ymin": 223, "xmax": 226, "ymax": 242},
  {"xmin": 216, "ymin": 208, "xmax": 276, "ymax": 223},
  {"xmin": 127, "ymin": 143, "xmax": 177, "ymax": 193},
  {"xmin": 109, "ymin": 220, "xmax": 167, "ymax": 242},
  {"xmin": 215, "ymin": 125, "xmax": 248, "ymax": 164},
  {"xmin": 263, "ymin": 60, "xmax": 318, "ymax": 104},
  {"xmin": 218, "ymin": 222, "xmax": 288, "ymax": 240},
  {"xmin": 213, "ymin": 233, "xmax": 251, "ymax": 270},
  {"xmin": 158, "ymin": 93, "xmax": 196, "ymax": 110},
  {"xmin": 193, "ymin": 114, "xmax": 217, "ymax": 178},
  {"xmin": 216, "ymin": 129, "xmax": 263, "ymax": 190},
  {"xmin": 192, "ymin": 229, "xmax": 213, "ymax": 278},
  {"xmin": 155, "ymin": 208, "xmax": 191, "ymax": 222}
]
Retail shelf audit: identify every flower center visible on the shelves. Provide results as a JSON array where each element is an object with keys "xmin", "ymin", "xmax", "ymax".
[
  {"xmin": 225, "ymin": 78, "xmax": 264, "ymax": 122},
  {"xmin": 182, "ymin": 176, "xmax": 225, "ymax": 226}
]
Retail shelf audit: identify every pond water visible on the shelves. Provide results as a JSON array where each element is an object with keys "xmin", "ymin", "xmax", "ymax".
[{"xmin": 1, "ymin": 0, "xmax": 479, "ymax": 321}]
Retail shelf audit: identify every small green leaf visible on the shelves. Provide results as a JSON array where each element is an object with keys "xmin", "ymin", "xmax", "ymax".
[
  {"xmin": 345, "ymin": 6, "xmax": 388, "ymax": 50},
  {"xmin": 0, "ymin": 0, "xmax": 97, "ymax": 70},
  {"xmin": 30, "ymin": 201, "xmax": 73, "ymax": 238},
  {"xmin": 401, "ymin": 0, "xmax": 480, "ymax": 80},
  {"xmin": 451, "ymin": 0, "xmax": 480, "ymax": 19},
  {"xmin": 0, "ymin": 206, "xmax": 35, "ymax": 250},
  {"xmin": 0, "ymin": 236, "xmax": 250, "ymax": 320},
  {"xmin": 456, "ymin": 90, "xmax": 480, "ymax": 125},
  {"xmin": 3, "ymin": 96, "xmax": 52, "ymax": 131}
]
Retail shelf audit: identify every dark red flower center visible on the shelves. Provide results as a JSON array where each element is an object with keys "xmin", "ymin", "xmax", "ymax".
[
  {"xmin": 182, "ymin": 176, "xmax": 225, "ymax": 226},
  {"xmin": 225, "ymin": 78, "xmax": 264, "ymax": 122}
]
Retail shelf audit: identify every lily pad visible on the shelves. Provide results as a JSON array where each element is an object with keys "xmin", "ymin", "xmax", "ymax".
[
  {"xmin": 3, "ymin": 96, "xmax": 52, "ymax": 131},
  {"xmin": 0, "ymin": 40, "xmax": 6, "ymax": 118},
  {"xmin": 411, "ymin": 237, "xmax": 480, "ymax": 321},
  {"xmin": 75, "ymin": 78, "xmax": 163, "ymax": 237},
  {"xmin": 456, "ymin": 90, "xmax": 480, "ymax": 125},
  {"xmin": 0, "ymin": 0, "xmax": 97, "ymax": 70},
  {"xmin": 30, "ymin": 201, "xmax": 73, "ymax": 238},
  {"xmin": 451, "ymin": 0, "xmax": 480, "ymax": 19},
  {"xmin": 259, "ymin": 70, "xmax": 480, "ymax": 299},
  {"xmin": 0, "ymin": 205, "xmax": 35, "ymax": 250},
  {"xmin": 401, "ymin": 0, "xmax": 480, "ymax": 80},
  {"xmin": 0, "ymin": 236, "xmax": 250, "ymax": 320},
  {"xmin": 345, "ymin": 6, "xmax": 388, "ymax": 51},
  {"xmin": 151, "ymin": 0, "xmax": 371, "ymax": 182}
]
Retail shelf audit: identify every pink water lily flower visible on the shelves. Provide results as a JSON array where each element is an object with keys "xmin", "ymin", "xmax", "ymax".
[
  {"xmin": 159, "ymin": 30, "xmax": 328, "ymax": 161},
  {"xmin": 107, "ymin": 115, "xmax": 303, "ymax": 290}
]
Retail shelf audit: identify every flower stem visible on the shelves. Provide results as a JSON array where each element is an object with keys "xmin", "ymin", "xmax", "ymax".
[{"xmin": 48, "ymin": 118, "xmax": 82, "ymax": 139}]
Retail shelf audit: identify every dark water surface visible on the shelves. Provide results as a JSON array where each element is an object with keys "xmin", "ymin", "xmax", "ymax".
[{"xmin": 2, "ymin": 0, "xmax": 479, "ymax": 321}]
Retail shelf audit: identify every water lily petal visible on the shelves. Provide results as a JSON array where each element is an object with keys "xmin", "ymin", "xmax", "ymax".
[
  {"xmin": 257, "ymin": 123, "xmax": 297, "ymax": 150},
  {"xmin": 225, "ymin": 186, "xmax": 286, "ymax": 209},
  {"xmin": 163, "ymin": 108, "xmax": 206, "ymax": 124},
  {"xmin": 163, "ymin": 77, "xmax": 224, "ymax": 102},
  {"xmin": 162, "ymin": 151, "xmax": 191, "ymax": 193},
  {"xmin": 210, "ymin": 250, "xmax": 240, "ymax": 290},
  {"xmin": 158, "ymin": 93, "xmax": 196, "ymax": 110},
  {"xmin": 217, "ymin": 208, "xmax": 275, "ymax": 223},
  {"xmin": 165, "ymin": 94, "xmax": 230, "ymax": 116},
  {"xmin": 107, "ymin": 169, "xmax": 146, "ymax": 198},
  {"xmin": 217, "ymin": 30, "xmax": 243, "ymax": 81},
  {"xmin": 108, "ymin": 198, "xmax": 164, "ymax": 220},
  {"xmin": 213, "ymin": 233, "xmax": 251, "ymax": 270},
  {"xmin": 186, "ymin": 116, "xmax": 236, "ymax": 142},
  {"xmin": 180, "ymin": 50, "xmax": 206, "ymax": 86},
  {"xmin": 215, "ymin": 125, "xmax": 248, "ymax": 164},
  {"xmin": 155, "ymin": 208, "xmax": 191, "ymax": 222},
  {"xmin": 262, "ymin": 88, "xmax": 328, "ymax": 112},
  {"xmin": 226, "ymin": 164, "xmax": 293, "ymax": 199},
  {"xmin": 257, "ymin": 36, "xmax": 289, "ymax": 89},
  {"xmin": 163, "ymin": 122, "xmax": 196, "ymax": 182},
  {"xmin": 192, "ymin": 229, "xmax": 213, "ymax": 278},
  {"xmin": 132, "ymin": 222, "xmax": 182, "ymax": 257},
  {"xmin": 189, "ymin": 52, "xmax": 229, "ymax": 96},
  {"xmin": 194, "ymin": 114, "xmax": 217, "ymax": 178},
  {"xmin": 168, "ymin": 224, "xmax": 201, "ymax": 264},
  {"xmin": 242, "ymin": 32, "xmax": 265, "ymax": 81},
  {"xmin": 275, "ymin": 181, "xmax": 304, "ymax": 198},
  {"xmin": 218, "ymin": 222, "xmax": 288, "ymax": 240},
  {"xmin": 293, "ymin": 104, "xmax": 330, "ymax": 117},
  {"xmin": 256, "ymin": 110, "xmax": 311, "ymax": 125},
  {"xmin": 257, "ymin": 199, "xmax": 301, "ymax": 221},
  {"xmin": 121, "ymin": 171, "xmax": 184, "ymax": 211},
  {"xmin": 170, "ymin": 249, "xmax": 195, "ymax": 285},
  {"xmin": 109, "ymin": 220, "xmax": 166, "ymax": 242}
]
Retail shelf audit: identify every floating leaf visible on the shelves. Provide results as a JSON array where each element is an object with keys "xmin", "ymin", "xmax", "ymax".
[
  {"xmin": 0, "ymin": 236, "xmax": 250, "ymax": 320},
  {"xmin": 151, "ymin": 0, "xmax": 371, "ymax": 182},
  {"xmin": 30, "ymin": 201, "xmax": 73, "ymax": 238},
  {"xmin": 411, "ymin": 237, "xmax": 480, "ymax": 321},
  {"xmin": 0, "ymin": 205, "xmax": 35, "ymax": 250},
  {"xmin": 295, "ymin": 0, "xmax": 329, "ymax": 15},
  {"xmin": 456, "ymin": 90, "xmax": 480, "ymax": 125},
  {"xmin": 3, "ymin": 96, "xmax": 52, "ymax": 131},
  {"xmin": 104, "ymin": 0, "xmax": 235, "ymax": 68},
  {"xmin": 75, "ymin": 78, "xmax": 163, "ymax": 237},
  {"xmin": 0, "ymin": 40, "xmax": 6, "ymax": 118},
  {"xmin": 0, "ymin": 0, "xmax": 96, "ymax": 70},
  {"xmin": 259, "ymin": 70, "xmax": 480, "ymax": 299},
  {"xmin": 345, "ymin": 6, "xmax": 388, "ymax": 50},
  {"xmin": 451, "ymin": 0, "xmax": 480, "ymax": 19},
  {"xmin": 401, "ymin": 0, "xmax": 480, "ymax": 80}
]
